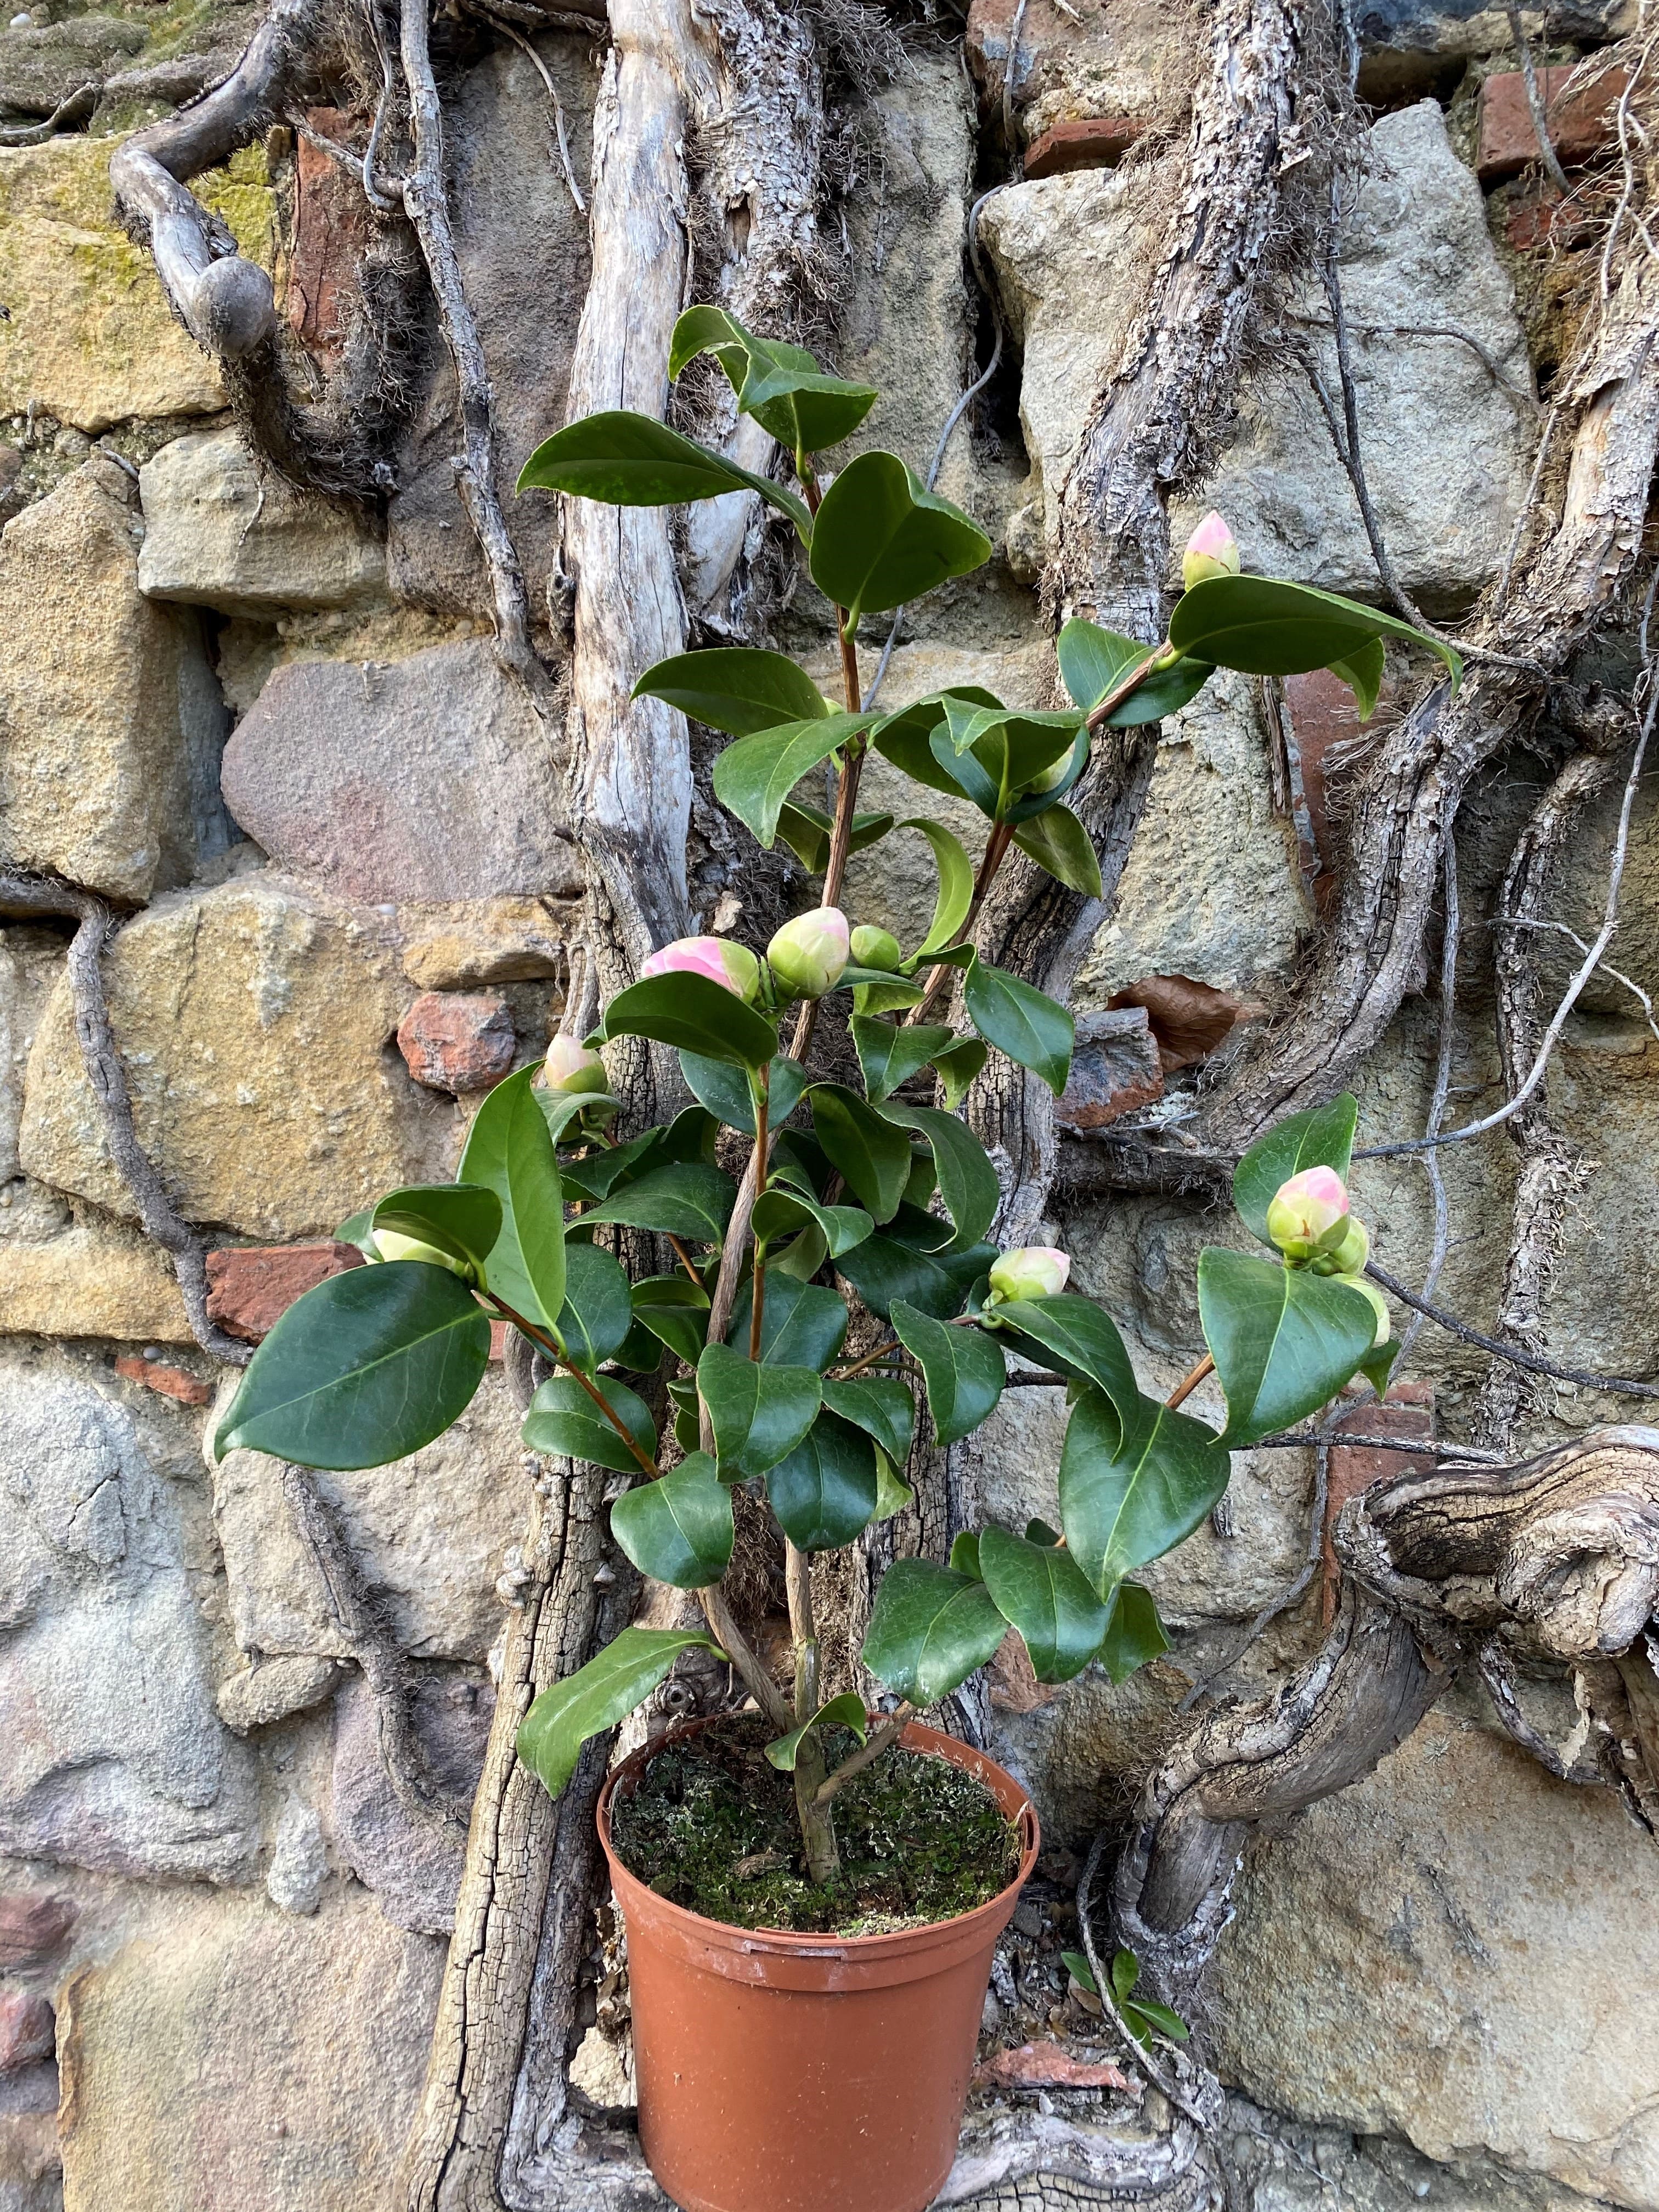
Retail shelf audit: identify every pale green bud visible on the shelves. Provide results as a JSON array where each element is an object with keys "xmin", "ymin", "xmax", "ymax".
[
  {"xmin": 767, "ymin": 906, "xmax": 851, "ymax": 1000},
  {"xmin": 1331, "ymin": 1271, "xmax": 1391, "ymax": 1348},
  {"xmin": 544, "ymin": 1034, "xmax": 609, "ymax": 1094},
  {"xmin": 850, "ymin": 924, "xmax": 903, "ymax": 973},
  {"xmin": 988, "ymin": 1246, "xmax": 1070, "ymax": 1304}
]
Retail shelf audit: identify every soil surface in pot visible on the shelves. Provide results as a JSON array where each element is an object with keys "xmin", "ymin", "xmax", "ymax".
[{"xmin": 608, "ymin": 1717, "xmax": 1022, "ymax": 1935}]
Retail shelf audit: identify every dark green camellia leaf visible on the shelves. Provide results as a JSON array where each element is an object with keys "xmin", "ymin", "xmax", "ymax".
[
  {"xmin": 979, "ymin": 1524, "xmax": 1110, "ymax": 1683},
  {"xmin": 370, "ymin": 1184, "xmax": 501, "ymax": 1276},
  {"xmin": 751, "ymin": 1181, "xmax": 872, "ymax": 1259},
  {"xmin": 861, "ymin": 1558, "xmax": 1010, "ymax": 1705},
  {"xmin": 998, "ymin": 1295, "xmax": 1138, "ymax": 1426},
  {"xmin": 610, "ymin": 1453, "xmax": 733, "ymax": 1589},
  {"xmin": 1232, "ymin": 1093, "xmax": 1358, "ymax": 1247},
  {"xmin": 820, "ymin": 1376, "xmax": 916, "ymax": 1465},
  {"xmin": 603, "ymin": 973, "xmax": 778, "ymax": 1071},
  {"xmin": 766, "ymin": 1413, "xmax": 879, "ymax": 1550},
  {"xmin": 1097, "ymin": 1581, "xmax": 1170, "ymax": 1685},
  {"xmin": 809, "ymin": 450, "xmax": 992, "ymax": 623},
  {"xmin": 1329, "ymin": 635, "xmax": 1386, "ymax": 719},
  {"xmin": 775, "ymin": 802, "xmax": 893, "ymax": 875},
  {"xmin": 850, "ymin": 1019, "xmax": 955, "ymax": 1104},
  {"xmin": 333, "ymin": 1205, "xmax": 379, "ymax": 1257},
  {"xmin": 932, "ymin": 1037, "xmax": 989, "ymax": 1111},
  {"xmin": 521, "ymin": 1373, "xmax": 656, "ymax": 1473},
  {"xmin": 680, "ymin": 1051, "xmax": 806, "ymax": 1136},
  {"xmin": 1013, "ymin": 804, "xmax": 1103, "ymax": 898},
  {"xmin": 890, "ymin": 1298, "xmax": 1005, "ymax": 1444},
  {"xmin": 516, "ymin": 1627, "xmax": 724, "ymax": 1799},
  {"xmin": 877, "ymin": 1103, "xmax": 999, "ymax": 1251},
  {"xmin": 629, "ymin": 1274, "xmax": 711, "ymax": 1364},
  {"xmin": 670, "ymin": 304, "xmax": 879, "ymax": 455},
  {"xmin": 517, "ymin": 409, "xmax": 811, "ymax": 539},
  {"xmin": 558, "ymin": 1105, "xmax": 718, "ymax": 1204},
  {"xmin": 1058, "ymin": 1387, "xmax": 1229, "ymax": 1594},
  {"xmin": 553, "ymin": 1242, "xmax": 634, "ymax": 1373},
  {"xmin": 696, "ymin": 1341, "xmax": 822, "ymax": 1477},
  {"xmin": 950, "ymin": 1530, "xmax": 982, "ymax": 1577},
  {"xmin": 964, "ymin": 960, "xmax": 1075, "ymax": 1097},
  {"xmin": 1026, "ymin": 1517, "xmax": 1062, "ymax": 1546},
  {"xmin": 458, "ymin": 1062, "xmax": 571, "ymax": 1318},
  {"xmin": 216, "ymin": 1263, "xmax": 490, "ymax": 1470},
  {"xmin": 712, "ymin": 710, "xmax": 872, "ymax": 850},
  {"xmin": 632, "ymin": 646, "xmax": 831, "ymax": 737},
  {"xmin": 901, "ymin": 817, "xmax": 976, "ymax": 959},
  {"xmin": 1055, "ymin": 618, "xmax": 1214, "ymax": 727},
  {"xmin": 810, "ymin": 1084, "xmax": 913, "ymax": 1223},
  {"xmin": 870, "ymin": 687, "xmax": 1000, "ymax": 799},
  {"xmin": 1168, "ymin": 574, "xmax": 1462, "ymax": 695},
  {"xmin": 838, "ymin": 1215, "xmax": 997, "ymax": 1322},
  {"xmin": 729, "ymin": 1270, "xmax": 849, "ymax": 1371},
  {"xmin": 1359, "ymin": 1336, "xmax": 1401, "ymax": 1402},
  {"xmin": 578, "ymin": 1162, "xmax": 738, "ymax": 1246},
  {"xmin": 765, "ymin": 1692, "xmax": 868, "ymax": 1773},
  {"xmin": 1197, "ymin": 1247, "xmax": 1378, "ymax": 1446}
]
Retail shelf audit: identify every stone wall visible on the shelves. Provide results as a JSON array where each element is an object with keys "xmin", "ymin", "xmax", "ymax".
[{"xmin": 0, "ymin": 4, "xmax": 1653, "ymax": 2210}]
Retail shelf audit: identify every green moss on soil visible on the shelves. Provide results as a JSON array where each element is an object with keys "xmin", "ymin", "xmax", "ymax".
[{"xmin": 608, "ymin": 1717, "xmax": 1021, "ymax": 1937}]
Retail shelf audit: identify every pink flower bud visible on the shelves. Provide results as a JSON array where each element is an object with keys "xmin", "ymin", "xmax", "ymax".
[
  {"xmin": 544, "ymin": 1035, "xmax": 609, "ymax": 1095},
  {"xmin": 1181, "ymin": 510, "xmax": 1242, "ymax": 591},
  {"xmin": 988, "ymin": 1246, "xmax": 1070, "ymax": 1303},
  {"xmin": 639, "ymin": 934, "xmax": 761, "ymax": 1002},
  {"xmin": 1265, "ymin": 1166, "xmax": 1350, "ymax": 1261},
  {"xmin": 767, "ymin": 906, "xmax": 851, "ymax": 1000}
]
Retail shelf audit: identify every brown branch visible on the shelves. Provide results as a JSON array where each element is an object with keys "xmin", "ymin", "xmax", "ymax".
[{"xmin": 812, "ymin": 1703, "xmax": 915, "ymax": 1806}]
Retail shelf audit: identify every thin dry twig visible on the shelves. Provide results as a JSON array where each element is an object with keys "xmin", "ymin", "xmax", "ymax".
[
  {"xmin": 1507, "ymin": 3, "xmax": 1572, "ymax": 198},
  {"xmin": 1366, "ymin": 1260, "xmax": 1659, "ymax": 1396},
  {"xmin": 1400, "ymin": 834, "xmax": 1460, "ymax": 1361}
]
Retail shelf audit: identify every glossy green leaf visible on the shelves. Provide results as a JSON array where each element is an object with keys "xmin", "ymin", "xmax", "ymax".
[
  {"xmin": 629, "ymin": 1274, "xmax": 711, "ymax": 1364},
  {"xmin": 1060, "ymin": 1949, "xmax": 1098, "ymax": 1995},
  {"xmin": 809, "ymin": 1083, "xmax": 913, "ymax": 1223},
  {"xmin": 552, "ymin": 1242, "xmax": 634, "ymax": 1373},
  {"xmin": 1013, "ymin": 804, "xmax": 1103, "ymax": 898},
  {"xmin": 998, "ymin": 1295, "xmax": 1138, "ymax": 1427},
  {"xmin": 775, "ymin": 802, "xmax": 893, "ymax": 874},
  {"xmin": 889, "ymin": 1299, "xmax": 1005, "ymax": 1445},
  {"xmin": 603, "ymin": 973, "xmax": 778, "ymax": 1071},
  {"xmin": 1058, "ymin": 1387, "xmax": 1229, "ymax": 1593},
  {"xmin": 861, "ymin": 1559, "xmax": 1009, "ymax": 1705},
  {"xmin": 932, "ymin": 1037, "xmax": 989, "ymax": 1110},
  {"xmin": 766, "ymin": 1413, "xmax": 879, "ymax": 1550},
  {"xmin": 516, "ymin": 1627, "xmax": 723, "ymax": 1799},
  {"xmin": 950, "ymin": 1530, "xmax": 982, "ymax": 1577},
  {"xmin": 633, "ymin": 647, "xmax": 830, "ymax": 737},
  {"xmin": 1359, "ymin": 1335, "xmax": 1401, "ymax": 1402},
  {"xmin": 899, "ymin": 817, "xmax": 976, "ymax": 961},
  {"xmin": 964, "ymin": 960, "xmax": 1075, "ymax": 1097},
  {"xmin": 772, "ymin": 1221, "xmax": 830, "ymax": 1282},
  {"xmin": 979, "ymin": 1524, "xmax": 1111, "ymax": 1683},
  {"xmin": 729, "ymin": 1270, "xmax": 849, "ymax": 1372},
  {"xmin": 873, "ymin": 1449, "xmax": 915, "ymax": 1521},
  {"xmin": 1055, "ymin": 618, "xmax": 1213, "ymax": 727},
  {"xmin": 1026, "ymin": 1517, "xmax": 1062, "ymax": 1546},
  {"xmin": 1232, "ymin": 1093, "xmax": 1358, "ymax": 1246},
  {"xmin": 517, "ymin": 409, "xmax": 811, "ymax": 538},
  {"xmin": 332, "ymin": 1206, "xmax": 379, "ymax": 1258},
  {"xmin": 610, "ymin": 1452, "xmax": 733, "ymax": 1588},
  {"xmin": 764, "ymin": 1692, "xmax": 868, "ymax": 1773},
  {"xmin": 215, "ymin": 1263, "xmax": 490, "ymax": 1470},
  {"xmin": 1169, "ymin": 574, "xmax": 1462, "ymax": 693},
  {"xmin": 456, "ymin": 1069, "xmax": 568, "ymax": 1326},
  {"xmin": 670, "ymin": 304, "xmax": 879, "ymax": 454},
  {"xmin": 369, "ymin": 1183, "xmax": 500, "ymax": 1276},
  {"xmin": 752, "ymin": 1182, "xmax": 872, "ymax": 1259},
  {"xmin": 851, "ymin": 976, "xmax": 928, "ymax": 1018},
  {"xmin": 521, "ymin": 1373, "xmax": 656, "ymax": 1473},
  {"xmin": 1328, "ymin": 635, "xmax": 1385, "ymax": 719},
  {"xmin": 1197, "ymin": 1246, "xmax": 1378, "ymax": 1445},
  {"xmin": 1097, "ymin": 1581, "xmax": 1170, "ymax": 1684},
  {"xmin": 877, "ymin": 1103, "xmax": 998, "ymax": 1252},
  {"xmin": 712, "ymin": 710, "xmax": 871, "ymax": 850},
  {"xmin": 838, "ymin": 1217, "xmax": 997, "ymax": 1322},
  {"xmin": 870, "ymin": 687, "xmax": 999, "ymax": 799},
  {"xmin": 696, "ymin": 1341, "xmax": 822, "ymax": 1477},
  {"xmin": 820, "ymin": 1375, "xmax": 916, "ymax": 1464},
  {"xmin": 679, "ymin": 1051, "xmax": 806, "ymax": 1135},
  {"xmin": 809, "ymin": 450, "xmax": 992, "ymax": 622},
  {"xmin": 851, "ymin": 1018, "xmax": 955, "ymax": 1104},
  {"xmin": 578, "ymin": 1162, "xmax": 738, "ymax": 1245}
]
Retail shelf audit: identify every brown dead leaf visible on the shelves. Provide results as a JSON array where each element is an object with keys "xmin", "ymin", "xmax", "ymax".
[
  {"xmin": 1107, "ymin": 973, "xmax": 1260, "ymax": 1073},
  {"xmin": 973, "ymin": 2040, "xmax": 1131, "ymax": 2092}
]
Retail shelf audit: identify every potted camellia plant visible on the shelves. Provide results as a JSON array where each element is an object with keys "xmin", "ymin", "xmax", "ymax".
[{"xmin": 215, "ymin": 310, "xmax": 1448, "ymax": 2212}]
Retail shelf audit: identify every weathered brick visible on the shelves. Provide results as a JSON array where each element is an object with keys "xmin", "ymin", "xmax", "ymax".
[
  {"xmin": 1023, "ymin": 115, "xmax": 1146, "ymax": 179},
  {"xmin": 0, "ymin": 1893, "xmax": 75, "ymax": 1974},
  {"xmin": 286, "ymin": 108, "xmax": 376, "ymax": 369},
  {"xmin": 114, "ymin": 1353, "xmax": 213, "ymax": 1408},
  {"xmin": 1476, "ymin": 63, "xmax": 1631, "ymax": 187},
  {"xmin": 1056, "ymin": 1007, "xmax": 1164, "ymax": 1132},
  {"xmin": 0, "ymin": 1987, "xmax": 55, "ymax": 2074},
  {"xmin": 1321, "ymin": 1381, "xmax": 1435, "ymax": 1623},
  {"xmin": 205, "ymin": 1242, "xmax": 366, "ymax": 1345},
  {"xmin": 396, "ymin": 991, "xmax": 517, "ymax": 1093}
]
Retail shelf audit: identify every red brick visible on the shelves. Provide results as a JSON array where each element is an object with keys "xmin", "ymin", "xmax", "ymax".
[
  {"xmin": 1057, "ymin": 1006, "xmax": 1164, "ymax": 1132},
  {"xmin": 1023, "ymin": 115, "xmax": 1146, "ymax": 179},
  {"xmin": 286, "ymin": 108, "xmax": 376, "ymax": 369},
  {"xmin": 0, "ymin": 1988, "xmax": 54, "ymax": 2075},
  {"xmin": 114, "ymin": 1353, "xmax": 212, "ymax": 1408},
  {"xmin": 397, "ymin": 991, "xmax": 517, "ymax": 1094},
  {"xmin": 1107, "ymin": 974, "xmax": 1256, "ymax": 1073},
  {"xmin": 1321, "ymin": 1381, "xmax": 1435, "ymax": 1623},
  {"xmin": 205, "ymin": 1242, "xmax": 366, "ymax": 1344},
  {"xmin": 1477, "ymin": 64, "xmax": 1631, "ymax": 187},
  {"xmin": 1283, "ymin": 667, "xmax": 1386, "ymax": 908},
  {"xmin": 0, "ymin": 1894, "xmax": 74, "ymax": 1974},
  {"xmin": 973, "ymin": 2041, "xmax": 1130, "ymax": 2092}
]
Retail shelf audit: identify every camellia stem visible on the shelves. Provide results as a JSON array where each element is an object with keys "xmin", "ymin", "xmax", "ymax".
[
  {"xmin": 484, "ymin": 1293, "xmax": 660, "ymax": 1477},
  {"xmin": 748, "ymin": 1063, "xmax": 771, "ymax": 1359},
  {"xmin": 789, "ymin": 605, "xmax": 865, "ymax": 1062},
  {"xmin": 813, "ymin": 1702, "xmax": 916, "ymax": 1808},
  {"xmin": 1165, "ymin": 1351, "xmax": 1215, "ymax": 1410},
  {"xmin": 786, "ymin": 1539, "xmax": 840, "ymax": 1881}
]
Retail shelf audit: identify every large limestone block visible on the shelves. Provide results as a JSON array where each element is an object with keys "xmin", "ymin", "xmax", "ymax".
[
  {"xmin": 0, "ymin": 14, "xmax": 143, "ymax": 116},
  {"xmin": 0, "ymin": 137, "xmax": 273, "ymax": 432},
  {"xmin": 983, "ymin": 101, "xmax": 1533, "ymax": 604},
  {"xmin": 57, "ymin": 1886, "xmax": 444, "ymax": 2212},
  {"xmin": 1215, "ymin": 1708, "xmax": 1659, "ymax": 2209},
  {"xmin": 221, "ymin": 639, "xmax": 575, "ymax": 904},
  {"xmin": 0, "ymin": 1207, "xmax": 192, "ymax": 1342},
  {"xmin": 0, "ymin": 926, "xmax": 61, "ymax": 1182},
  {"xmin": 137, "ymin": 431, "xmax": 387, "ymax": 615},
  {"xmin": 19, "ymin": 876, "xmax": 452, "ymax": 1239},
  {"xmin": 966, "ymin": 0, "xmax": 1184, "ymax": 143},
  {"xmin": 212, "ymin": 1368, "xmax": 531, "ymax": 1663},
  {"xmin": 0, "ymin": 457, "xmax": 230, "ymax": 901},
  {"xmin": 0, "ymin": 1354, "xmax": 258, "ymax": 1880}
]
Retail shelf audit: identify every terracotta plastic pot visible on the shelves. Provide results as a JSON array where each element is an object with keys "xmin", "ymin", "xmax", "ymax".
[{"xmin": 596, "ymin": 1717, "xmax": 1039, "ymax": 2212}]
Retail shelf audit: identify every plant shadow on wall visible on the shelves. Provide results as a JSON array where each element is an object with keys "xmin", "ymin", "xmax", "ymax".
[{"xmin": 214, "ymin": 313, "xmax": 1457, "ymax": 2212}]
